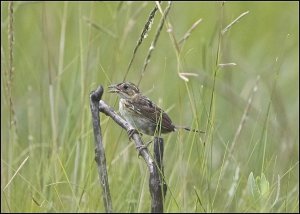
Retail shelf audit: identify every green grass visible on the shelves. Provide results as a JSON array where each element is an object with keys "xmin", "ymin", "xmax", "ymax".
[{"xmin": 1, "ymin": 1, "xmax": 299, "ymax": 212}]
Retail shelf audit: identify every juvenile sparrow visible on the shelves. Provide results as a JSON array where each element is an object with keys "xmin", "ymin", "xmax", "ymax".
[{"xmin": 108, "ymin": 82, "xmax": 203, "ymax": 136}]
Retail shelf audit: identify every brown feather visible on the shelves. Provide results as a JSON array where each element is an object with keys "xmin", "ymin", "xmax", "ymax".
[{"xmin": 128, "ymin": 95, "xmax": 175, "ymax": 133}]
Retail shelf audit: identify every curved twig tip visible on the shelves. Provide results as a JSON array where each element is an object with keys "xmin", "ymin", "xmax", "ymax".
[{"xmin": 90, "ymin": 85, "xmax": 104, "ymax": 102}]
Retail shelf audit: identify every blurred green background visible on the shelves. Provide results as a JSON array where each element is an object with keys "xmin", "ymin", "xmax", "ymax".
[{"xmin": 1, "ymin": 1, "xmax": 299, "ymax": 212}]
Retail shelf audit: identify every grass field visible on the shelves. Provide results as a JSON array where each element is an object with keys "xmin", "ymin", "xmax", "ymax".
[{"xmin": 1, "ymin": 2, "xmax": 299, "ymax": 212}]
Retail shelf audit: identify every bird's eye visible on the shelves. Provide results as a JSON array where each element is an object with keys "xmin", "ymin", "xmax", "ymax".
[{"xmin": 123, "ymin": 84, "xmax": 128, "ymax": 90}]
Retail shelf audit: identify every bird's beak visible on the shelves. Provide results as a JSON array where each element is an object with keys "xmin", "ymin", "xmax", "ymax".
[{"xmin": 108, "ymin": 84, "xmax": 119, "ymax": 93}]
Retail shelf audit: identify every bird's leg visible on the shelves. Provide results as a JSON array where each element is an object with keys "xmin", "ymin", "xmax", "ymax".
[{"xmin": 127, "ymin": 128, "xmax": 151, "ymax": 157}]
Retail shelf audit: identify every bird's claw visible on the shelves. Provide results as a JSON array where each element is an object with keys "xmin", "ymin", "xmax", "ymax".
[{"xmin": 127, "ymin": 128, "xmax": 139, "ymax": 140}]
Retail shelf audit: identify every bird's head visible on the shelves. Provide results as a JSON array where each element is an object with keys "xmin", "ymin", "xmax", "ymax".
[{"xmin": 108, "ymin": 82, "xmax": 140, "ymax": 99}]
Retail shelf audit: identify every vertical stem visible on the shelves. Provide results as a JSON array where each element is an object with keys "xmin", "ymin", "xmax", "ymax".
[
  {"xmin": 6, "ymin": 1, "xmax": 14, "ymax": 205},
  {"xmin": 150, "ymin": 137, "xmax": 167, "ymax": 213},
  {"xmin": 89, "ymin": 86, "xmax": 113, "ymax": 213}
]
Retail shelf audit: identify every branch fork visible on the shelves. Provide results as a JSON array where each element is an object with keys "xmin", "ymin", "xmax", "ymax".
[{"xmin": 90, "ymin": 85, "xmax": 167, "ymax": 213}]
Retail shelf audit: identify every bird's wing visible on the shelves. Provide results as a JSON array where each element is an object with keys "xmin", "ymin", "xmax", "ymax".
[{"xmin": 128, "ymin": 96, "xmax": 175, "ymax": 132}]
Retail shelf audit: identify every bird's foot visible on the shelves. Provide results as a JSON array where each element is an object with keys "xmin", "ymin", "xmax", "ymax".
[{"xmin": 127, "ymin": 128, "xmax": 139, "ymax": 140}]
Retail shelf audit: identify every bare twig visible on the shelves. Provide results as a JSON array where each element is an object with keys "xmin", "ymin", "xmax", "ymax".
[{"xmin": 89, "ymin": 86, "xmax": 113, "ymax": 213}]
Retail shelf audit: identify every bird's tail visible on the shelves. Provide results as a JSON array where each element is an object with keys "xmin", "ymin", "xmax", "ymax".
[{"xmin": 175, "ymin": 126, "xmax": 205, "ymax": 133}]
